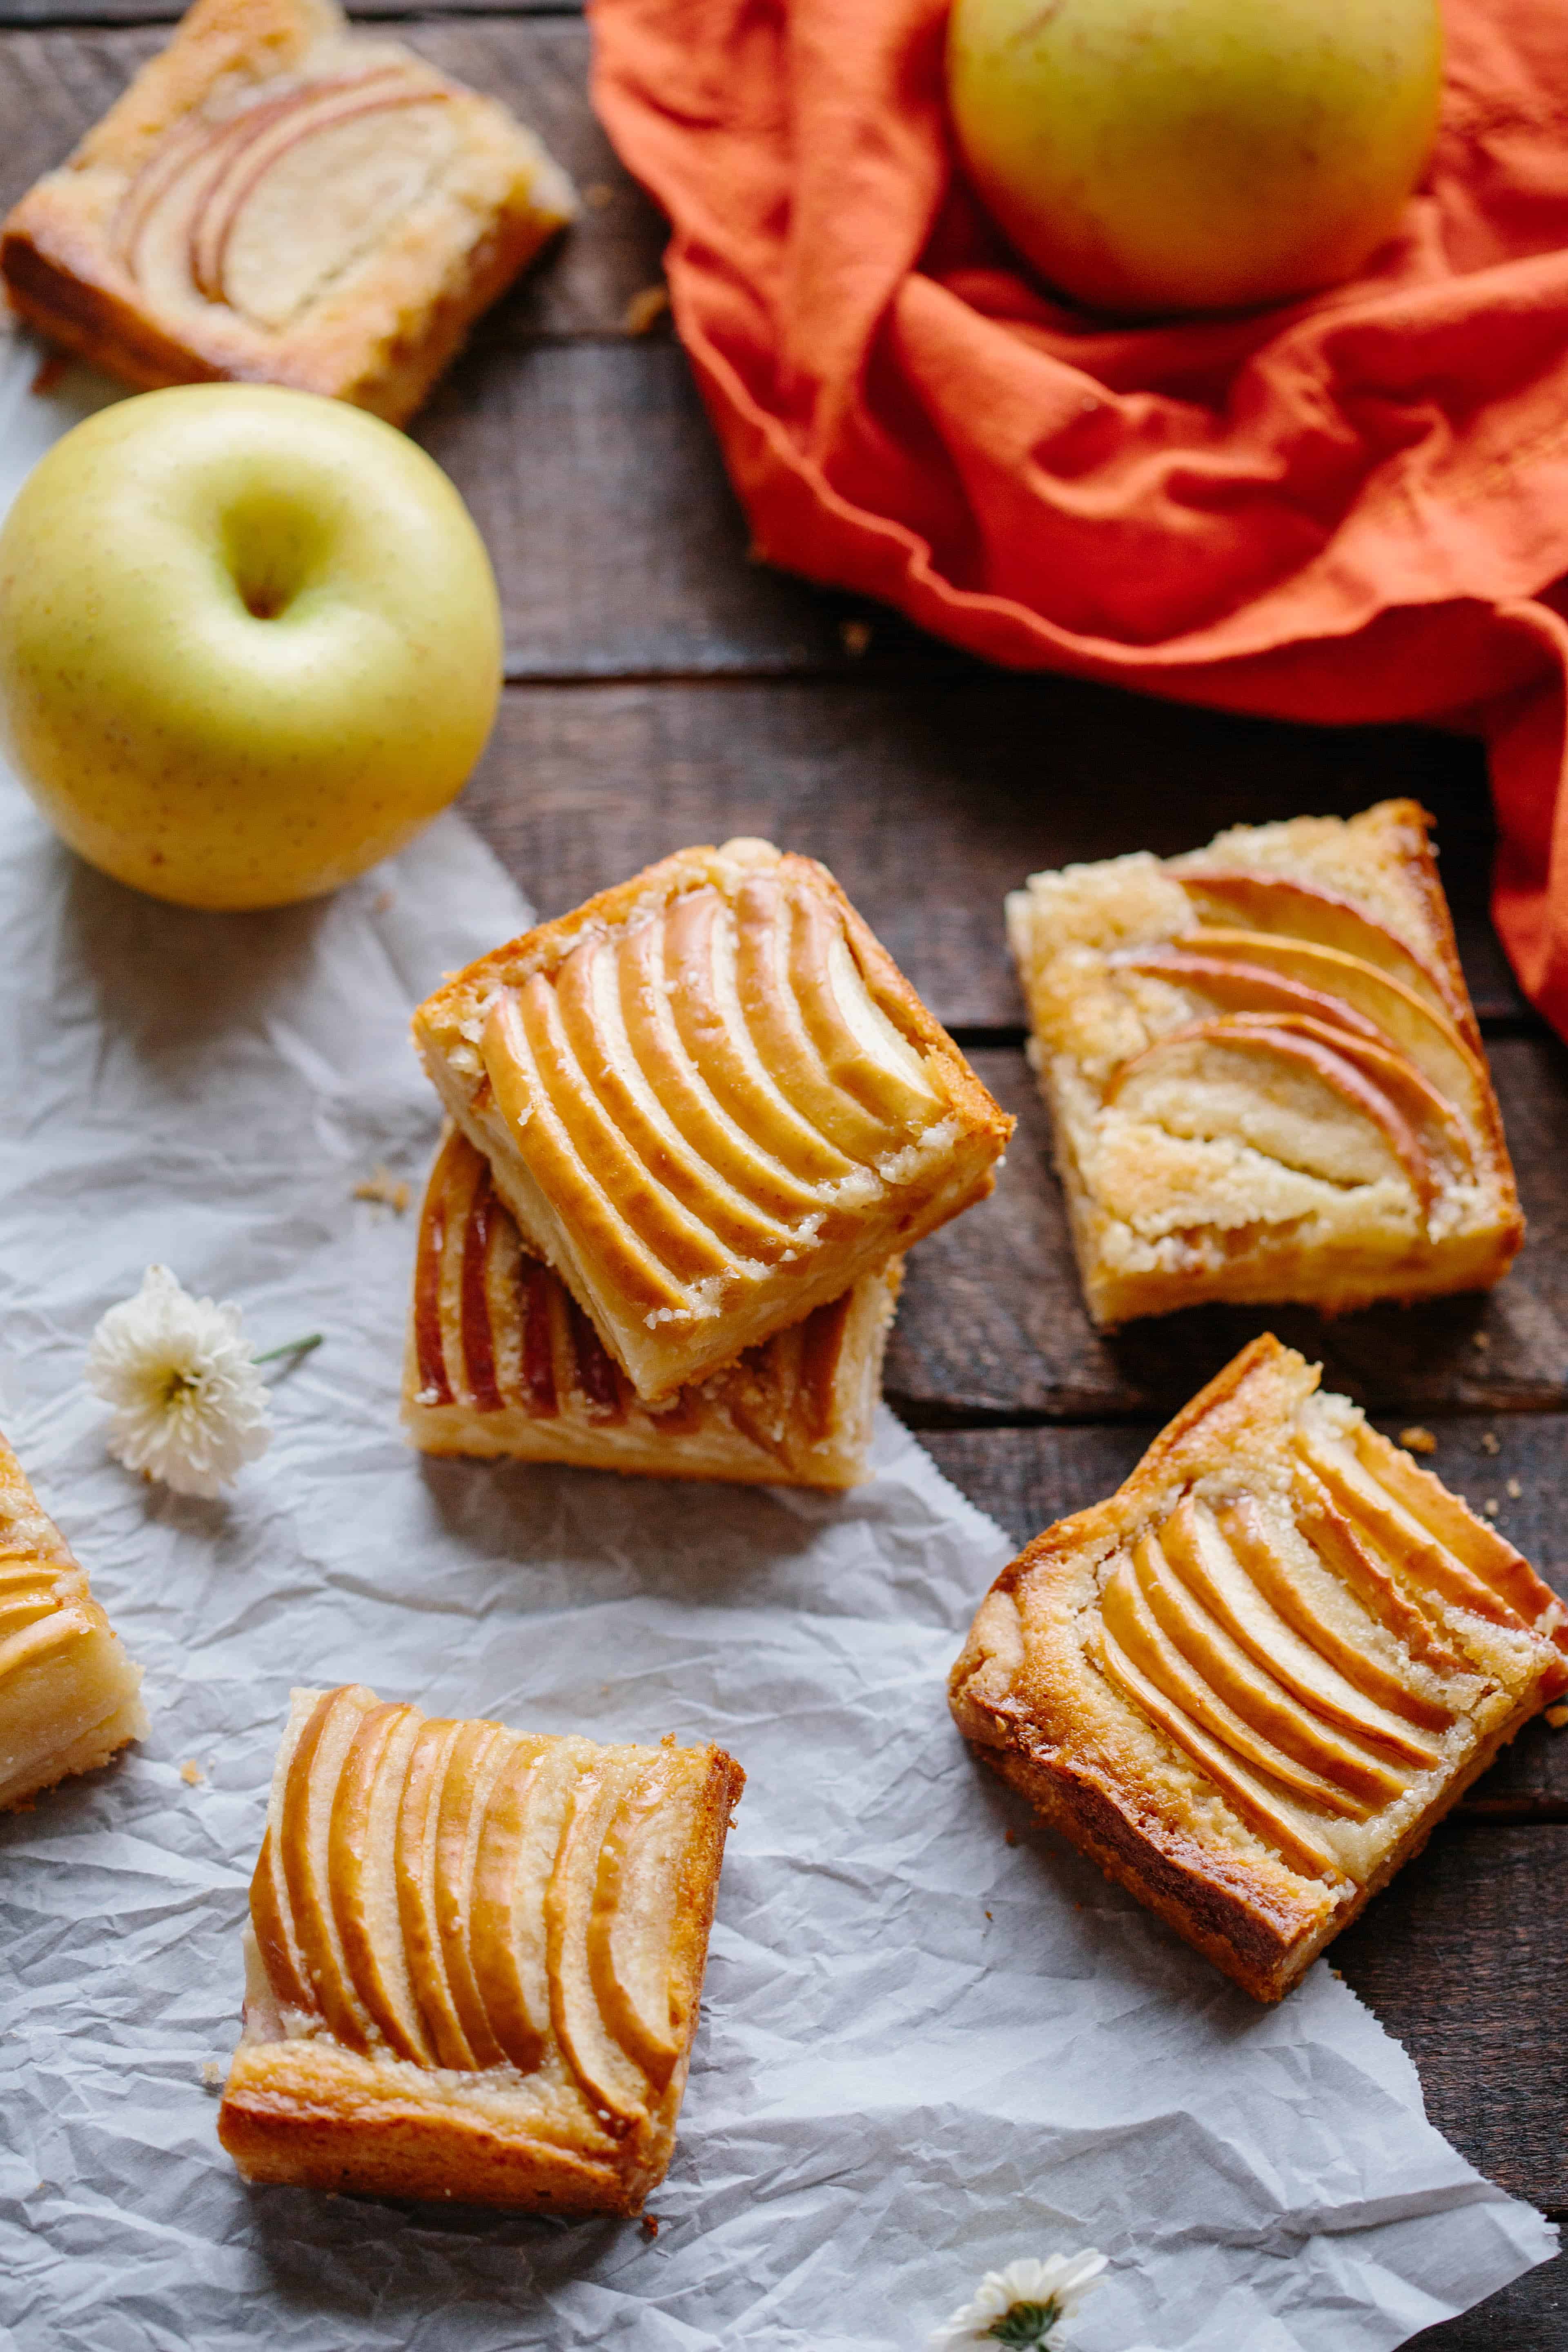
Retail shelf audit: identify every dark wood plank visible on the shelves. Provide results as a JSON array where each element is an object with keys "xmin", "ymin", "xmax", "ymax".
[
  {"xmin": 920, "ymin": 1419, "xmax": 1568, "ymax": 1813},
  {"xmin": 463, "ymin": 677, "xmax": 1519, "ymax": 1016},
  {"xmin": 1409, "ymin": 2263, "xmax": 1568, "ymax": 2352},
  {"xmin": 878, "ymin": 1038, "xmax": 1568, "ymax": 1419},
  {"xmin": 0, "ymin": 20, "xmax": 663, "ymax": 337},
  {"xmin": 1331, "ymin": 1823, "xmax": 1568, "ymax": 2209}
]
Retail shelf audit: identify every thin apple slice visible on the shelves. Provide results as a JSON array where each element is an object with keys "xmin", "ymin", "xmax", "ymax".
[
  {"xmin": 555, "ymin": 933, "xmax": 800, "ymax": 1263},
  {"xmin": 1215, "ymin": 1497, "xmax": 1455, "ymax": 1733},
  {"xmin": 1129, "ymin": 1535, "xmax": 1405, "ymax": 1806},
  {"xmin": 662, "ymin": 887, "xmax": 860, "ymax": 1187},
  {"xmin": 432, "ymin": 1718, "xmax": 514, "ymax": 2071},
  {"xmin": 789, "ymin": 889, "xmax": 942, "ymax": 1130},
  {"xmin": 1176, "ymin": 929, "xmax": 1487, "ymax": 1131},
  {"xmin": 1172, "ymin": 869, "xmax": 1462, "ymax": 1028},
  {"xmin": 617, "ymin": 904, "xmax": 840, "ymax": 1221},
  {"xmin": 1296, "ymin": 1427, "xmax": 1531, "ymax": 1632},
  {"xmin": 329, "ymin": 1699, "xmax": 432, "ymax": 2063},
  {"xmin": 468, "ymin": 1734, "xmax": 585, "ymax": 2075},
  {"xmin": 1351, "ymin": 1422, "xmax": 1564, "ymax": 1636},
  {"xmin": 1109, "ymin": 1016, "xmax": 1434, "ymax": 1214},
  {"xmin": 279, "ymin": 1686, "xmax": 380, "ymax": 2051},
  {"xmin": 1113, "ymin": 947, "xmax": 1392, "ymax": 1048},
  {"xmin": 1158, "ymin": 1499, "xmax": 1444, "ymax": 1768},
  {"xmin": 412, "ymin": 1133, "xmax": 457, "ymax": 1406},
  {"xmin": 516, "ymin": 1259, "xmax": 561, "ymax": 1417},
  {"xmin": 393, "ymin": 1713, "xmax": 474, "ymax": 2069},
  {"xmin": 1287, "ymin": 1472, "xmax": 1472, "ymax": 1680},
  {"xmin": 0, "ymin": 1608, "xmax": 95, "ymax": 1690},
  {"xmin": 1102, "ymin": 1557, "xmax": 1373, "ymax": 1817},
  {"xmin": 546, "ymin": 1751, "xmax": 661, "ymax": 2122},
  {"xmin": 459, "ymin": 1158, "xmax": 503, "ymax": 1412},
  {"xmin": 481, "ymin": 992, "xmax": 693, "ymax": 1324},
  {"xmin": 732, "ymin": 873, "xmax": 900, "ymax": 1165},
  {"xmin": 1088, "ymin": 1612, "xmax": 1341, "ymax": 1878},
  {"xmin": 586, "ymin": 1757, "xmax": 697, "ymax": 2089},
  {"xmin": 565, "ymin": 1296, "xmax": 628, "ymax": 1421}
]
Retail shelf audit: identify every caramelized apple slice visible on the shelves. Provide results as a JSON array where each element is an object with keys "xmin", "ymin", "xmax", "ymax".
[
  {"xmin": 554, "ymin": 934, "xmax": 799, "ymax": 1262},
  {"xmin": 1173, "ymin": 869, "xmax": 1462, "ymax": 1028},
  {"xmin": 329, "ymin": 1698, "xmax": 433, "ymax": 2063},
  {"xmin": 1215, "ymin": 1497, "xmax": 1455, "ymax": 1734},
  {"xmin": 1109, "ymin": 1017, "xmax": 1434, "ymax": 1214},
  {"xmin": 1296, "ymin": 1428, "xmax": 1528, "ymax": 1631},
  {"xmin": 1351, "ymin": 1423, "xmax": 1566, "ymax": 1641},
  {"xmin": 662, "ymin": 888, "xmax": 860, "ymax": 1185},
  {"xmin": 1177, "ymin": 929, "xmax": 1487, "ymax": 1129},
  {"xmin": 249, "ymin": 1824, "xmax": 313, "ymax": 2021},
  {"xmin": 279, "ymin": 1686, "xmax": 380, "ymax": 2051},
  {"xmin": 733, "ymin": 874, "xmax": 904, "ymax": 1164},
  {"xmin": 1129, "ymin": 1536, "xmax": 1406, "ymax": 1806},
  {"xmin": 546, "ymin": 1752, "xmax": 659, "ymax": 2121},
  {"xmin": 393, "ymin": 1713, "xmax": 474, "ymax": 2068},
  {"xmin": 0, "ymin": 1610, "xmax": 101, "ymax": 1693},
  {"xmin": 468, "ymin": 1735, "xmax": 585, "ymax": 2075},
  {"xmin": 1102, "ymin": 1557, "xmax": 1374, "ymax": 1817},
  {"xmin": 1286, "ymin": 1474, "xmax": 1471, "ymax": 1681},
  {"xmin": 1113, "ymin": 947, "xmax": 1390, "ymax": 1046},
  {"xmin": 1089, "ymin": 1611, "xmax": 1341, "ymax": 1877},
  {"xmin": 586, "ymin": 1757, "xmax": 694, "ymax": 2088},
  {"xmin": 617, "ymin": 912, "xmax": 835, "ymax": 1221},
  {"xmin": 412, "ymin": 1134, "xmax": 457, "ymax": 1406},
  {"xmin": 432, "ymin": 1719, "xmax": 513, "ymax": 2071},
  {"xmin": 481, "ymin": 993, "xmax": 690, "ymax": 1323},
  {"xmin": 788, "ymin": 889, "xmax": 943, "ymax": 1132}
]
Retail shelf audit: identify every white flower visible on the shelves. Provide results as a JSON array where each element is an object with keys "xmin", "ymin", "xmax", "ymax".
[
  {"xmin": 87, "ymin": 1265, "xmax": 272, "ymax": 1498},
  {"xmin": 929, "ymin": 2250, "xmax": 1109, "ymax": 2350}
]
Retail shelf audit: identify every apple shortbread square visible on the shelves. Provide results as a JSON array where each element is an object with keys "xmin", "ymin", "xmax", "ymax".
[
  {"xmin": 0, "ymin": 1430, "xmax": 146, "ymax": 1813},
  {"xmin": 0, "ymin": 0, "xmax": 577, "ymax": 425},
  {"xmin": 412, "ymin": 837, "xmax": 1012, "ymax": 1402},
  {"xmin": 404, "ymin": 1126, "xmax": 900, "ymax": 1488},
  {"xmin": 950, "ymin": 1334, "xmax": 1568, "ymax": 2002},
  {"xmin": 217, "ymin": 1685, "xmax": 744, "ymax": 2212},
  {"xmin": 1006, "ymin": 799, "xmax": 1522, "ymax": 1327}
]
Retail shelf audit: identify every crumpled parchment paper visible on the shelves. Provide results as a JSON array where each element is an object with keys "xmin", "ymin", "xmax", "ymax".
[{"xmin": 0, "ymin": 335, "xmax": 1555, "ymax": 2352}]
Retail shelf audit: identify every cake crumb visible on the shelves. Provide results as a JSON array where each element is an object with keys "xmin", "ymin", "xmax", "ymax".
[
  {"xmin": 640, "ymin": 2213, "xmax": 661, "ymax": 2238},
  {"xmin": 1480, "ymin": 1430, "xmax": 1500, "ymax": 1455},
  {"xmin": 1483, "ymin": 1498, "xmax": 1499, "ymax": 1518},
  {"xmin": 1506, "ymin": 1477, "xmax": 1522, "ymax": 1499},
  {"xmin": 839, "ymin": 618, "xmax": 872, "ymax": 658},
  {"xmin": 1004, "ymin": 1827, "xmax": 1018, "ymax": 1846},
  {"xmin": 623, "ymin": 284, "xmax": 670, "ymax": 336},
  {"xmin": 354, "ymin": 1166, "xmax": 410, "ymax": 1214},
  {"xmin": 584, "ymin": 181, "xmax": 614, "ymax": 209},
  {"xmin": 180, "ymin": 1759, "xmax": 204, "ymax": 1786},
  {"xmin": 1545, "ymin": 1704, "xmax": 1568, "ymax": 1731},
  {"xmin": 1471, "ymin": 1331, "xmax": 1491, "ymax": 1351},
  {"xmin": 1399, "ymin": 1426, "xmax": 1437, "ymax": 1454},
  {"xmin": 201, "ymin": 2060, "xmax": 224, "ymax": 2089},
  {"xmin": 984, "ymin": 1909, "xmax": 993, "ymax": 1921}
]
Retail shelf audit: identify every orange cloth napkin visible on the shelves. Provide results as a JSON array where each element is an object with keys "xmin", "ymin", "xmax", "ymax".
[{"xmin": 591, "ymin": 0, "xmax": 1568, "ymax": 1032}]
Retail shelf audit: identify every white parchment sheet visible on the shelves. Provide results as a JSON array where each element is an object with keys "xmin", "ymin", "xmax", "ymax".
[{"xmin": 0, "ymin": 339, "xmax": 1556, "ymax": 2350}]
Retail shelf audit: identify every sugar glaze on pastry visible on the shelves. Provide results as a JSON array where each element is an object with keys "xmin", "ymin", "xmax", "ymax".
[
  {"xmin": 404, "ymin": 1125, "xmax": 900, "ymax": 1487},
  {"xmin": 1007, "ymin": 801, "xmax": 1521, "ymax": 1326},
  {"xmin": 0, "ymin": 1430, "xmax": 147, "ymax": 1813},
  {"xmin": 218, "ymin": 1686, "xmax": 744, "ymax": 2211},
  {"xmin": 951, "ymin": 1336, "xmax": 1568, "ymax": 2001},
  {"xmin": 414, "ymin": 838, "xmax": 1011, "ymax": 1400}
]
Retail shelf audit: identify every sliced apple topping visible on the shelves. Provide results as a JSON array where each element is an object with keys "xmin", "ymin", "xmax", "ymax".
[
  {"xmin": 393, "ymin": 1712, "xmax": 473, "ymax": 2068},
  {"xmin": 546, "ymin": 1751, "xmax": 664, "ymax": 2123},
  {"xmin": 1107, "ymin": 1017, "xmax": 1437, "ymax": 1214},
  {"xmin": 1172, "ymin": 868, "xmax": 1462, "ymax": 1029},
  {"xmin": 586, "ymin": 1758, "xmax": 696, "ymax": 2089},
  {"xmin": 279, "ymin": 1686, "xmax": 381, "ymax": 2051},
  {"xmin": 1350, "ymin": 1422, "xmax": 1566, "ymax": 1646},
  {"xmin": 432, "ymin": 1719, "xmax": 515, "ymax": 2071},
  {"xmin": 329, "ymin": 1698, "xmax": 433, "ymax": 2062},
  {"xmin": 1296, "ymin": 1425, "xmax": 1531, "ymax": 1633},
  {"xmin": 1158, "ymin": 1499, "xmax": 1444, "ymax": 1767},
  {"xmin": 468, "ymin": 1735, "xmax": 586, "ymax": 2075}
]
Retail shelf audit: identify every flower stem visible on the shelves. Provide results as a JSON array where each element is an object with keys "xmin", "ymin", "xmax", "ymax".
[{"xmin": 252, "ymin": 1334, "xmax": 323, "ymax": 1367}]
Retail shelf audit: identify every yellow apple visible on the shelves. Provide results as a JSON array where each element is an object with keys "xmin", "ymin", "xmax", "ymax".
[
  {"xmin": 0, "ymin": 383, "xmax": 502, "ymax": 909},
  {"xmin": 947, "ymin": 0, "xmax": 1443, "ymax": 315}
]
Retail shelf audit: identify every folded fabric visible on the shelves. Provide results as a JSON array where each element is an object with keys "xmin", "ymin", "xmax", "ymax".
[{"xmin": 591, "ymin": 0, "xmax": 1568, "ymax": 1038}]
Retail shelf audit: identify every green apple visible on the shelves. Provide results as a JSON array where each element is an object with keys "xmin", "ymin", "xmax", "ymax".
[
  {"xmin": 947, "ymin": 0, "xmax": 1443, "ymax": 316},
  {"xmin": 0, "ymin": 383, "xmax": 502, "ymax": 910}
]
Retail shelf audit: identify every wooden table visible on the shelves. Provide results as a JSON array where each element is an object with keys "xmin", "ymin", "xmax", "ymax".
[{"xmin": 4, "ymin": 7, "xmax": 1565, "ymax": 2342}]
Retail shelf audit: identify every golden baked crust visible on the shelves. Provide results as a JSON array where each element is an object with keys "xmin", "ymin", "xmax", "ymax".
[
  {"xmin": 949, "ymin": 1334, "xmax": 1568, "ymax": 2002},
  {"xmin": 403, "ymin": 1125, "xmax": 900, "ymax": 1488},
  {"xmin": 413, "ymin": 837, "xmax": 1011, "ymax": 1402},
  {"xmin": 0, "ymin": 0, "xmax": 576, "ymax": 425},
  {"xmin": 0, "ymin": 1429, "xmax": 147, "ymax": 1813},
  {"xmin": 1006, "ymin": 801, "xmax": 1523, "ymax": 1327},
  {"xmin": 217, "ymin": 1686, "xmax": 744, "ymax": 2212}
]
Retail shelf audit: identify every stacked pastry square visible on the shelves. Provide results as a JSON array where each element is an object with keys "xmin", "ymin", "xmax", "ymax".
[{"xmin": 402, "ymin": 837, "xmax": 1014, "ymax": 1487}]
